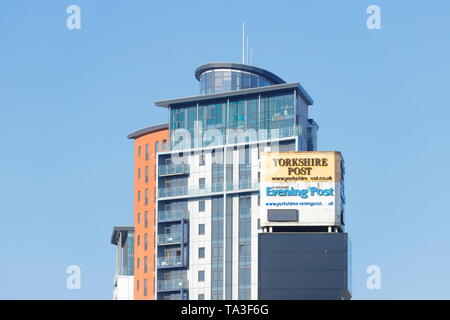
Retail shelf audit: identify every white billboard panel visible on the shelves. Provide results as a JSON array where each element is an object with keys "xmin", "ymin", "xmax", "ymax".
[{"xmin": 260, "ymin": 152, "xmax": 345, "ymax": 227}]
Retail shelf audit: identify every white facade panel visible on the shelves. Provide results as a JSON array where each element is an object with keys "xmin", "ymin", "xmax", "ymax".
[
  {"xmin": 113, "ymin": 275, "xmax": 134, "ymax": 300},
  {"xmin": 188, "ymin": 197, "xmax": 212, "ymax": 300}
]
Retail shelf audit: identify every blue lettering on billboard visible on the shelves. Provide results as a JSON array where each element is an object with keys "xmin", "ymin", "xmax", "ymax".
[{"xmin": 266, "ymin": 187, "xmax": 334, "ymax": 199}]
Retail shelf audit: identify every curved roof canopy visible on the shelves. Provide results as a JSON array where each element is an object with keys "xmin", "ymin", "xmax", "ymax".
[
  {"xmin": 195, "ymin": 62, "xmax": 285, "ymax": 85},
  {"xmin": 127, "ymin": 123, "xmax": 168, "ymax": 140}
]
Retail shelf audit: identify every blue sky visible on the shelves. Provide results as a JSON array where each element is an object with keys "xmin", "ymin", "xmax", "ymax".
[{"xmin": 0, "ymin": 0, "xmax": 449, "ymax": 299}]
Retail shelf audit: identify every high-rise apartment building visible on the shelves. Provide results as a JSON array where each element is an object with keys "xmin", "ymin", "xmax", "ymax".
[
  {"xmin": 114, "ymin": 62, "xmax": 350, "ymax": 300},
  {"xmin": 152, "ymin": 62, "xmax": 333, "ymax": 300}
]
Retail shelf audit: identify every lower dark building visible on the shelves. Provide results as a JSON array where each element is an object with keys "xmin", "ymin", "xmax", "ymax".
[{"xmin": 258, "ymin": 232, "xmax": 351, "ymax": 300}]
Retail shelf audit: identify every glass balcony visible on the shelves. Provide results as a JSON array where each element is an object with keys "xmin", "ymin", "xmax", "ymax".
[
  {"xmin": 157, "ymin": 279, "xmax": 188, "ymax": 292},
  {"xmin": 158, "ymin": 183, "xmax": 224, "ymax": 198},
  {"xmin": 210, "ymin": 183, "xmax": 224, "ymax": 193},
  {"xmin": 116, "ymin": 266, "xmax": 133, "ymax": 276},
  {"xmin": 158, "ymin": 181, "xmax": 260, "ymax": 199},
  {"xmin": 159, "ymin": 164, "xmax": 190, "ymax": 176},
  {"xmin": 192, "ymin": 183, "xmax": 225, "ymax": 194},
  {"xmin": 158, "ymin": 209, "xmax": 189, "ymax": 222},
  {"xmin": 157, "ymin": 256, "xmax": 183, "ymax": 268},
  {"xmin": 158, "ymin": 233, "xmax": 184, "ymax": 245},
  {"xmin": 226, "ymin": 180, "xmax": 260, "ymax": 191},
  {"xmin": 158, "ymin": 186, "xmax": 188, "ymax": 198}
]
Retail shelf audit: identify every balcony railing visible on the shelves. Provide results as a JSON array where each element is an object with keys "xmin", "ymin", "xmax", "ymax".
[
  {"xmin": 158, "ymin": 181, "xmax": 259, "ymax": 198},
  {"xmin": 157, "ymin": 279, "xmax": 188, "ymax": 291},
  {"xmin": 227, "ymin": 179, "xmax": 260, "ymax": 191},
  {"xmin": 158, "ymin": 183, "xmax": 223, "ymax": 198},
  {"xmin": 159, "ymin": 164, "xmax": 190, "ymax": 176},
  {"xmin": 158, "ymin": 209, "xmax": 189, "ymax": 222},
  {"xmin": 157, "ymin": 256, "xmax": 183, "ymax": 268},
  {"xmin": 158, "ymin": 233, "xmax": 185, "ymax": 245},
  {"xmin": 158, "ymin": 186, "xmax": 188, "ymax": 198},
  {"xmin": 116, "ymin": 266, "xmax": 133, "ymax": 276}
]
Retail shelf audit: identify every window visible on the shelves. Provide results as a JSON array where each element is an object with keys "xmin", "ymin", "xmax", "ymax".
[
  {"xmin": 199, "ymin": 178, "xmax": 205, "ymax": 190},
  {"xmin": 137, "ymin": 212, "xmax": 140, "ymax": 224},
  {"xmin": 144, "ymin": 233, "xmax": 148, "ymax": 250},
  {"xmin": 138, "ymin": 168, "xmax": 141, "ymax": 180},
  {"xmin": 138, "ymin": 146, "xmax": 141, "ymax": 158},
  {"xmin": 211, "ymin": 197, "xmax": 224, "ymax": 299},
  {"xmin": 137, "ymin": 191, "xmax": 141, "ymax": 202},
  {"xmin": 137, "ymin": 257, "xmax": 140, "ymax": 269},
  {"xmin": 152, "ymin": 277, "xmax": 155, "ymax": 293},
  {"xmin": 155, "ymin": 141, "xmax": 160, "ymax": 153},
  {"xmin": 162, "ymin": 139, "xmax": 167, "ymax": 151},
  {"xmin": 239, "ymin": 147, "xmax": 251, "ymax": 188},
  {"xmin": 145, "ymin": 189, "xmax": 149, "ymax": 205},
  {"xmin": 199, "ymin": 154, "xmax": 205, "ymax": 166},
  {"xmin": 145, "ymin": 211, "xmax": 148, "ymax": 228},
  {"xmin": 145, "ymin": 144, "xmax": 149, "ymax": 161},
  {"xmin": 199, "ymin": 224, "xmax": 205, "ymax": 235},
  {"xmin": 199, "ymin": 200, "xmax": 205, "ymax": 212},
  {"xmin": 144, "ymin": 256, "xmax": 148, "ymax": 273},
  {"xmin": 212, "ymin": 163, "xmax": 224, "ymax": 192},
  {"xmin": 198, "ymin": 294, "xmax": 205, "ymax": 300},
  {"xmin": 145, "ymin": 166, "xmax": 149, "ymax": 183},
  {"xmin": 144, "ymin": 279, "xmax": 148, "ymax": 296},
  {"xmin": 199, "ymin": 247, "xmax": 205, "ymax": 259},
  {"xmin": 198, "ymin": 270, "xmax": 205, "ymax": 282},
  {"xmin": 239, "ymin": 195, "xmax": 251, "ymax": 298},
  {"xmin": 137, "ymin": 280, "xmax": 140, "ymax": 291},
  {"xmin": 137, "ymin": 235, "xmax": 140, "ymax": 246}
]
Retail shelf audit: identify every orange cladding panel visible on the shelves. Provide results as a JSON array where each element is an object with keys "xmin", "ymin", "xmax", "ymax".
[{"xmin": 132, "ymin": 128, "xmax": 168, "ymax": 300}]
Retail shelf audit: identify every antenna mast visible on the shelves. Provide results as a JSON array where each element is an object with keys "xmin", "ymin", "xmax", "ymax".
[
  {"xmin": 242, "ymin": 22, "xmax": 245, "ymax": 64},
  {"xmin": 246, "ymin": 36, "xmax": 249, "ymax": 64}
]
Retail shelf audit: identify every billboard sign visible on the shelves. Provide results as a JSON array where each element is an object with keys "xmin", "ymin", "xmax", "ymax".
[{"xmin": 260, "ymin": 151, "xmax": 345, "ymax": 227}]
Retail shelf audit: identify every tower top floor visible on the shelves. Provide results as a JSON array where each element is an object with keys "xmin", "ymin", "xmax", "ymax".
[{"xmin": 195, "ymin": 62, "xmax": 285, "ymax": 95}]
